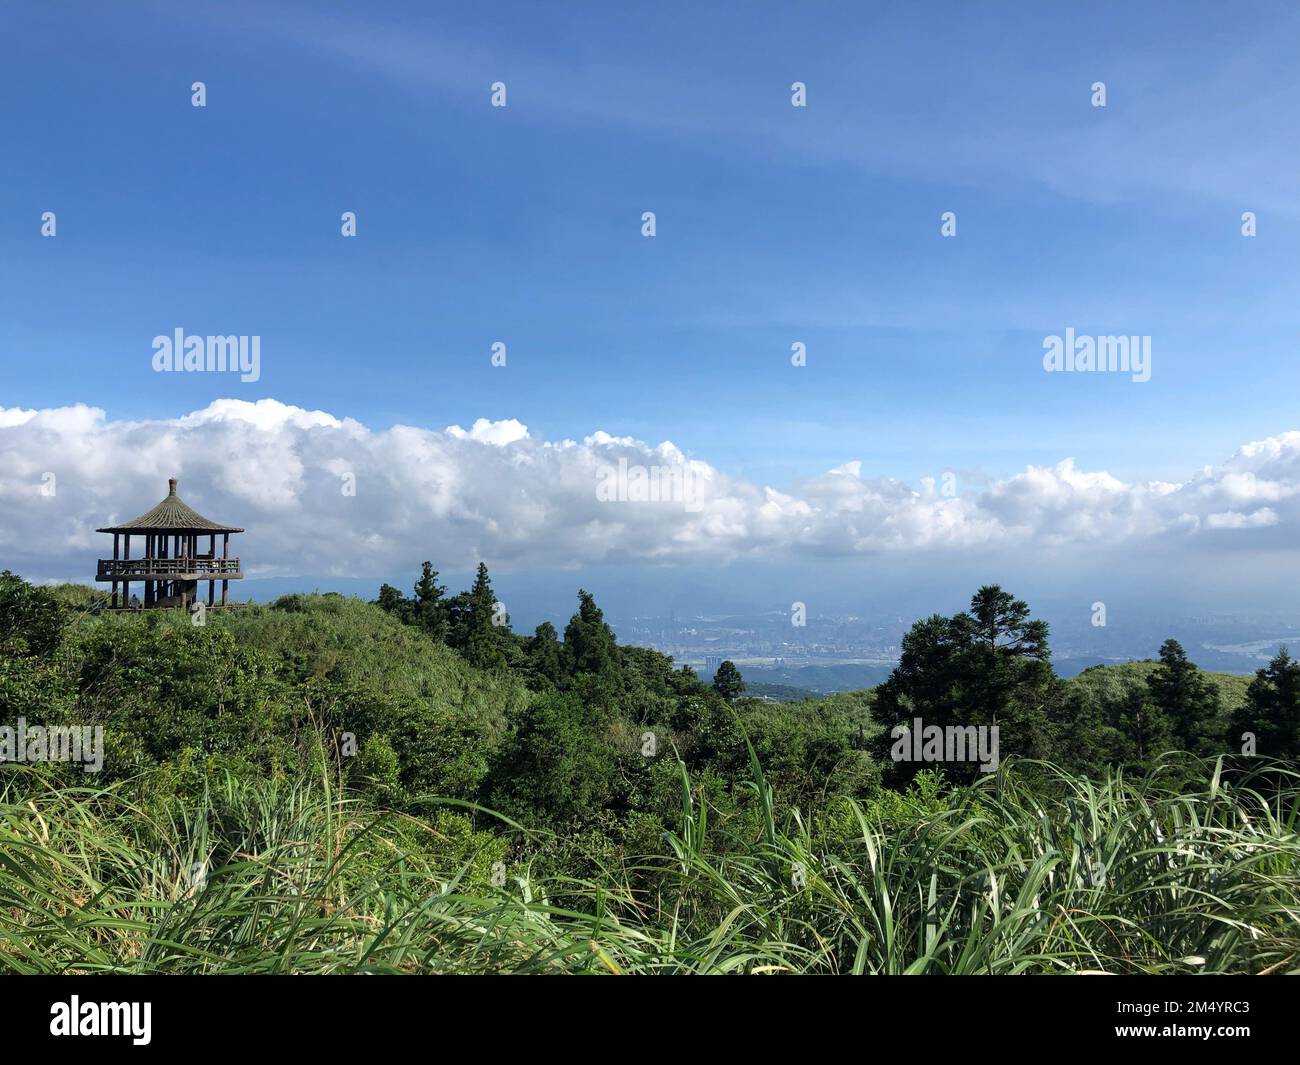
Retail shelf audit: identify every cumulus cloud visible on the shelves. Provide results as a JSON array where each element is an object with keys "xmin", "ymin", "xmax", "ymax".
[{"xmin": 1, "ymin": 399, "xmax": 1298, "ymax": 580}]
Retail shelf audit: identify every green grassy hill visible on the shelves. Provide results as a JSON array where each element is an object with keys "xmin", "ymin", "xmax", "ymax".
[
  {"xmin": 38, "ymin": 590, "xmax": 529, "ymax": 804},
  {"xmin": 1067, "ymin": 659, "xmax": 1253, "ymax": 717}
]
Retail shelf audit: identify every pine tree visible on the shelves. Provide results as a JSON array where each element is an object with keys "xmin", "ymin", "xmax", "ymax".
[
  {"xmin": 1112, "ymin": 685, "xmax": 1174, "ymax": 768},
  {"xmin": 1230, "ymin": 647, "xmax": 1300, "ymax": 759},
  {"xmin": 960, "ymin": 585, "xmax": 1051, "ymax": 726},
  {"xmin": 871, "ymin": 586, "xmax": 1059, "ymax": 785},
  {"xmin": 711, "ymin": 660, "xmax": 745, "ymax": 701},
  {"xmin": 463, "ymin": 562, "xmax": 507, "ymax": 669},
  {"xmin": 564, "ymin": 590, "xmax": 617, "ymax": 675},
  {"xmin": 412, "ymin": 562, "xmax": 447, "ymax": 641},
  {"xmin": 563, "ymin": 589, "xmax": 624, "ymax": 712},
  {"xmin": 1147, "ymin": 639, "xmax": 1221, "ymax": 754},
  {"xmin": 527, "ymin": 621, "xmax": 564, "ymax": 685},
  {"xmin": 374, "ymin": 582, "xmax": 409, "ymax": 622}
]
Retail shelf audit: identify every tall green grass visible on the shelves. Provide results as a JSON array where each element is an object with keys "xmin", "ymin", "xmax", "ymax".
[{"xmin": 2, "ymin": 757, "xmax": 1297, "ymax": 974}]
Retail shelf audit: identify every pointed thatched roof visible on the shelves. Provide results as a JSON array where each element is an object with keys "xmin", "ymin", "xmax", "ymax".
[{"xmin": 97, "ymin": 478, "xmax": 244, "ymax": 533}]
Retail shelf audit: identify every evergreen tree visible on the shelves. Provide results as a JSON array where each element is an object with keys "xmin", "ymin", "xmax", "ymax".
[
  {"xmin": 1112, "ymin": 685, "xmax": 1174, "ymax": 769},
  {"xmin": 711, "ymin": 660, "xmax": 745, "ymax": 702},
  {"xmin": 374, "ymin": 582, "xmax": 409, "ymax": 622},
  {"xmin": 1049, "ymin": 676, "xmax": 1114, "ymax": 777},
  {"xmin": 443, "ymin": 591, "xmax": 471, "ymax": 650},
  {"xmin": 411, "ymin": 562, "xmax": 447, "ymax": 641},
  {"xmin": 1230, "ymin": 647, "xmax": 1300, "ymax": 759},
  {"xmin": 966, "ymin": 585, "xmax": 1051, "ymax": 657},
  {"xmin": 1147, "ymin": 639, "xmax": 1222, "ymax": 754},
  {"xmin": 564, "ymin": 590, "xmax": 617, "ymax": 675},
  {"xmin": 563, "ymin": 589, "xmax": 624, "ymax": 712},
  {"xmin": 960, "ymin": 585, "xmax": 1052, "ymax": 726},
  {"xmin": 463, "ymin": 562, "xmax": 508, "ymax": 669},
  {"xmin": 526, "ymin": 621, "xmax": 564, "ymax": 686},
  {"xmin": 871, "ymin": 586, "xmax": 1059, "ymax": 785}
]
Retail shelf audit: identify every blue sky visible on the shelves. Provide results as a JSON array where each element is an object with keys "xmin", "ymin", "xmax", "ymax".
[
  {"xmin": 4, "ymin": 0, "xmax": 1299, "ymax": 490},
  {"xmin": 4, "ymin": 0, "xmax": 1300, "ymax": 631}
]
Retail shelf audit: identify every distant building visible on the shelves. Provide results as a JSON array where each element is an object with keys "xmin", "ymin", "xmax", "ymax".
[{"xmin": 704, "ymin": 655, "xmax": 722, "ymax": 674}]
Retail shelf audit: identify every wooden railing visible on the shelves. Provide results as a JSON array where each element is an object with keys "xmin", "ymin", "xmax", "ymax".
[{"xmin": 97, "ymin": 558, "xmax": 242, "ymax": 579}]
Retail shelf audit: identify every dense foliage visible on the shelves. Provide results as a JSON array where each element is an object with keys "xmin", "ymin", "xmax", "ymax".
[
  {"xmin": 1, "ymin": 568, "xmax": 1297, "ymax": 973},
  {"xmin": 3, "ymin": 759, "xmax": 1297, "ymax": 974}
]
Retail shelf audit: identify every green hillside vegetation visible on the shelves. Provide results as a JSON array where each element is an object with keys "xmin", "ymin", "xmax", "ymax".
[
  {"xmin": 1068, "ymin": 659, "xmax": 1252, "ymax": 722},
  {"xmin": 2, "ymin": 569, "xmax": 1298, "ymax": 974},
  {"xmin": 743, "ymin": 681, "xmax": 822, "ymax": 702}
]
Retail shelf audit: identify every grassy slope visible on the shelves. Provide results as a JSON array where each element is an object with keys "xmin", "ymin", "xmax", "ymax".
[
  {"xmin": 61, "ymin": 589, "xmax": 529, "ymax": 725},
  {"xmin": 3, "ymin": 759, "xmax": 1296, "ymax": 974},
  {"xmin": 210, "ymin": 594, "xmax": 528, "ymax": 716},
  {"xmin": 1067, "ymin": 659, "xmax": 1253, "ymax": 716}
]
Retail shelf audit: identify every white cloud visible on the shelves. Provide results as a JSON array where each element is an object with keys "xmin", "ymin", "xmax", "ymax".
[
  {"xmin": 2, "ymin": 400, "xmax": 1299, "ymax": 581},
  {"xmin": 1204, "ymin": 508, "xmax": 1279, "ymax": 531},
  {"xmin": 445, "ymin": 418, "xmax": 530, "ymax": 446}
]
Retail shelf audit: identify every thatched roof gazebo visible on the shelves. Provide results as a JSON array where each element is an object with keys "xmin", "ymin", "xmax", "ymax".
[{"xmin": 96, "ymin": 478, "xmax": 244, "ymax": 609}]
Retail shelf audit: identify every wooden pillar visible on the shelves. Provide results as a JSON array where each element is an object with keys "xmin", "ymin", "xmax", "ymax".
[
  {"xmin": 123, "ymin": 534, "xmax": 131, "ymax": 608},
  {"xmin": 144, "ymin": 534, "xmax": 153, "ymax": 607},
  {"xmin": 111, "ymin": 533, "xmax": 120, "ymax": 608},
  {"xmin": 221, "ymin": 533, "xmax": 229, "ymax": 606},
  {"xmin": 208, "ymin": 534, "xmax": 216, "ymax": 606}
]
